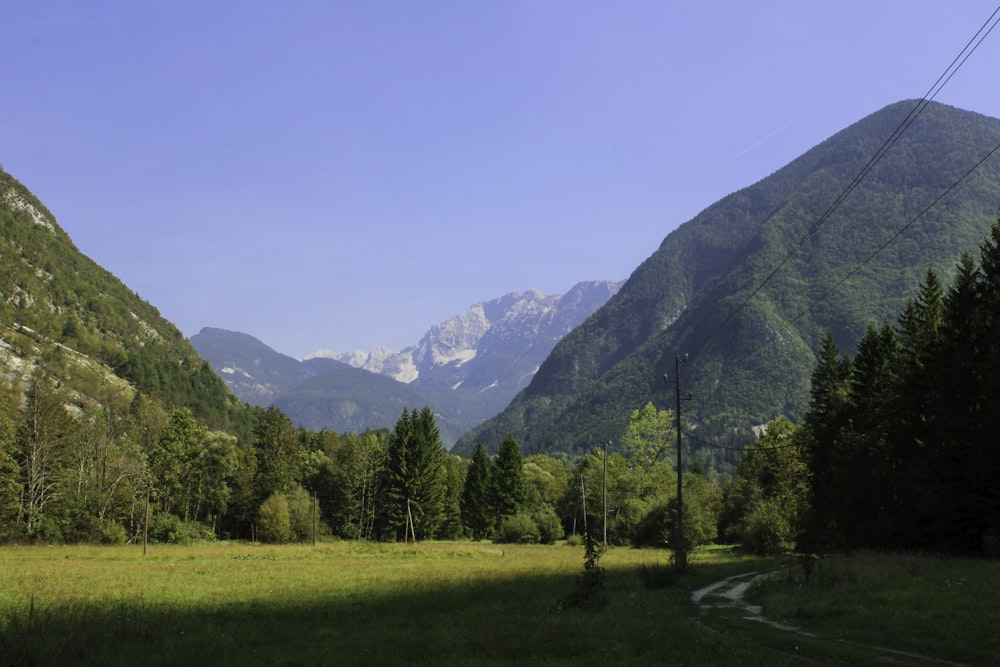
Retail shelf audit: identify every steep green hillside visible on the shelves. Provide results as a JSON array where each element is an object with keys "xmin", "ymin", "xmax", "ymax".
[
  {"xmin": 457, "ymin": 101, "xmax": 1000, "ymax": 464},
  {"xmin": 0, "ymin": 168, "xmax": 248, "ymax": 433}
]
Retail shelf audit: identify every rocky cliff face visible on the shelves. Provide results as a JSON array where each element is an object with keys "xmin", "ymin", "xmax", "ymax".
[
  {"xmin": 308, "ymin": 280, "xmax": 623, "ymax": 399},
  {"xmin": 195, "ymin": 280, "xmax": 622, "ymax": 444}
]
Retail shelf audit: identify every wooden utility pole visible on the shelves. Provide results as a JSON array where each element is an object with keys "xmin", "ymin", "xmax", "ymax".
[
  {"xmin": 668, "ymin": 355, "xmax": 691, "ymax": 572},
  {"xmin": 143, "ymin": 479, "xmax": 150, "ymax": 556},
  {"xmin": 312, "ymin": 491, "xmax": 318, "ymax": 547},
  {"xmin": 603, "ymin": 442, "xmax": 609, "ymax": 548},
  {"xmin": 406, "ymin": 498, "xmax": 417, "ymax": 544},
  {"xmin": 580, "ymin": 474, "xmax": 588, "ymax": 536}
]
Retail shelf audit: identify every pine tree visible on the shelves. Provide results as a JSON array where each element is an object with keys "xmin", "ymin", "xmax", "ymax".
[
  {"xmin": 893, "ymin": 268, "xmax": 945, "ymax": 547},
  {"xmin": 460, "ymin": 442, "xmax": 492, "ymax": 540},
  {"xmin": 843, "ymin": 321, "xmax": 899, "ymax": 546},
  {"xmin": 382, "ymin": 407, "xmax": 446, "ymax": 541},
  {"xmin": 488, "ymin": 434, "xmax": 528, "ymax": 528},
  {"xmin": 800, "ymin": 330, "xmax": 851, "ymax": 550}
]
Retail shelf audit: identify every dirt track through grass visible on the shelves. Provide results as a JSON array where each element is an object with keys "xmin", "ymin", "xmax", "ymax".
[{"xmin": 693, "ymin": 555, "xmax": 997, "ymax": 666}]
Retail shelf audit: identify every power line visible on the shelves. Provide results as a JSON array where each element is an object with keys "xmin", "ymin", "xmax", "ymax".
[
  {"xmin": 693, "ymin": 5, "xmax": 1000, "ymax": 358},
  {"xmin": 793, "ymin": 140, "xmax": 1000, "ymax": 322},
  {"xmin": 684, "ymin": 430, "xmax": 802, "ymax": 452}
]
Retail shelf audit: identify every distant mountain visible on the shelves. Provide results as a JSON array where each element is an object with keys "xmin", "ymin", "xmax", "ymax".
[
  {"xmin": 0, "ymin": 168, "xmax": 248, "ymax": 433},
  {"xmin": 455, "ymin": 100, "xmax": 1000, "ymax": 464},
  {"xmin": 311, "ymin": 281, "xmax": 622, "ymax": 395},
  {"xmin": 192, "ymin": 281, "xmax": 620, "ymax": 447}
]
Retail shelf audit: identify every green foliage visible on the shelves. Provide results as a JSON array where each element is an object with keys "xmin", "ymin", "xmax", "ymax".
[
  {"xmin": 488, "ymin": 434, "xmax": 528, "ymax": 527},
  {"xmin": 532, "ymin": 504, "xmax": 564, "ymax": 544},
  {"xmin": 569, "ymin": 532, "xmax": 607, "ymax": 610},
  {"xmin": 284, "ymin": 484, "xmax": 322, "ymax": 543},
  {"xmin": 721, "ymin": 417, "xmax": 809, "ymax": 554},
  {"xmin": 100, "ymin": 522, "xmax": 128, "ymax": 545},
  {"xmin": 621, "ymin": 402, "xmax": 674, "ymax": 471},
  {"xmin": 148, "ymin": 512, "xmax": 213, "ymax": 544},
  {"xmin": 381, "ymin": 407, "xmax": 447, "ymax": 541},
  {"xmin": 252, "ymin": 407, "xmax": 303, "ymax": 502},
  {"xmin": 257, "ymin": 493, "xmax": 292, "ymax": 544},
  {"xmin": 460, "ymin": 442, "xmax": 492, "ymax": 540},
  {"xmin": 801, "ymin": 216, "xmax": 1000, "ymax": 554},
  {"xmin": 494, "ymin": 512, "xmax": 541, "ymax": 544},
  {"xmin": 0, "ymin": 405, "xmax": 20, "ymax": 534}
]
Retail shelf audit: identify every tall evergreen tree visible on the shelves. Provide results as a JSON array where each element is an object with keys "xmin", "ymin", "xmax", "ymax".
[
  {"xmin": 800, "ymin": 330, "xmax": 852, "ymax": 550},
  {"xmin": 892, "ymin": 267, "xmax": 945, "ymax": 547},
  {"xmin": 488, "ymin": 434, "xmax": 528, "ymax": 527},
  {"xmin": 382, "ymin": 407, "xmax": 446, "ymax": 541},
  {"xmin": 460, "ymin": 442, "xmax": 492, "ymax": 540},
  {"xmin": 842, "ymin": 321, "xmax": 899, "ymax": 546}
]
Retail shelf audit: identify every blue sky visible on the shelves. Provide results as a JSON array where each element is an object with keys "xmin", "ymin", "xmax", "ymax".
[{"xmin": 3, "ymin": 2, "xmax": 999, "ymax": 358}]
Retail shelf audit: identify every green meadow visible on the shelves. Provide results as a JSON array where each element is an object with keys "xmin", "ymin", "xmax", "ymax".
[{"xmin": 1, "ymin": 542, "xmax": 997, "ymax": 666}]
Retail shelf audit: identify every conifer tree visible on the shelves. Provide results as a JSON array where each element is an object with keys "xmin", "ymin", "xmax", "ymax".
[
  {"xmin": 842, "ymin": 321, "xmax": 899, "ymax": 546},
  {"xmin": 460, "ymin": 442, "xmax": 492, "ymax": 540},
  {"xmin": 800, "ymin": 330, "xmax": 851, "ymax": 550},
  {"xmin": 382, "ymin": 407, "xmax": 446, "ymax": 541},
  {"xmin": 488, "ymin": 434, "xmax": 528, "ymax": 528}
]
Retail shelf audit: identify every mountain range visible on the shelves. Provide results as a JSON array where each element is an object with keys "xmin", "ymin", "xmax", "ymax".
[
  {"xmin": 5, "ymin": 99, "xmax": 1000, "ymax": 469},
  {"xmin": 191, "ymin": 281, "xmax": 620, "ymax": 447},
  {"xmin": 456, "ymin": 100, "xmax": 1000, "ymax": 466}
]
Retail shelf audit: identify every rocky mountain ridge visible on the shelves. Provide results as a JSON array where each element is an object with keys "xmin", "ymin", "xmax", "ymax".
[
  {"xmin": 307, "ymin": 282, "xmax": 622, "ymax": 388},
  {"xmin": 192, "ymin": 280, "xmax": 621, "ymax": 446}
]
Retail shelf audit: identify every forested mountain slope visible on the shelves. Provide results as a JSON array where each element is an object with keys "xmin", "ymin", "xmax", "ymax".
[
  {"xmin": 0, "ymin": 168, "xmax": 249, "ymax": 434},
  {"xmin": 456, "ymin": 100, "xmax": 1000, "ymax": 465}
]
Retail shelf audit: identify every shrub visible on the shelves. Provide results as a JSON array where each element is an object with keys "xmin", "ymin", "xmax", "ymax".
[
  {"xmin": 285, "ymin": 484, "xmax": 321, "ymax": 542},
  {"xmin": 494, "ymin": 512, "xmax": 540, "ymax": 544},
  {"xmin": 532, "ymin": 505, "xmax": 564, "ymax": 544},
  {"xmin": 101, "ymin": 523, "xmax": 128, "ymax": 545},
  {"xmin": 149, "ymin": 513, "xmax": 213, "ymax": 544},
  {"xmin": 258, "ymin": 493, "xmax": 292, "ymax": 544},
  {"xmin": 738, "ymin": 500, "xmax": 795, "ymax": 555},
  {"xmin": 150, "ymin": 513, "xmax": 185, "ymax": 544}
]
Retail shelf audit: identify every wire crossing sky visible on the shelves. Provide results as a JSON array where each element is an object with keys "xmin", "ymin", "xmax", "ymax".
[{"xmin": 3, "ymin": 2, "xmax": 999, "ymax": 358}]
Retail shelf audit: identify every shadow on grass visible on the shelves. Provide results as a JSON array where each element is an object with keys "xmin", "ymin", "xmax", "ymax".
[{"xmin": 1, "ymin": 556, "xmax": 803, "ymax": 667}]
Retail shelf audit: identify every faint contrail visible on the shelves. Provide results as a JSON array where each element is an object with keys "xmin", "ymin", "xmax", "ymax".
[{"xmin": 735, "ymin": 110, "xmax": 810, "ymax": 157}]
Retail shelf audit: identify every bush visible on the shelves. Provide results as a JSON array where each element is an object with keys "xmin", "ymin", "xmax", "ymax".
[
  {"xmin": 494, "ymin": 512, "xmax": 541, "ymax": 544},
  {"xmin": 738, "ymin": 500, "xmax": 795, "ymax": 555},
  {"xmin": 101, "ymin": 522, "xmax": 128, "ymax": 545},
  {"xmin": 149, "ymin": 513, "xmax": 214, "ymax": 544},
  {"xmin": 258, "ymin": 493, "xmax": 292, "ymax": 544},
  {"xmin": 532, "ymin": 505, "xmax": 564, "ymax": 544},
  {"xmin": 150, "ymin": 513, "xmax": 184, "ymax": 544}
]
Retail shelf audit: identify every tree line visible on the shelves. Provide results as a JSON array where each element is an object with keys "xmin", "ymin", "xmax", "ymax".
[
  {"xmin": 721, "ymin": 214, "xmax": 1000, "ymax": 558},
  {"xmin": 6, "ymin": 218, "xmax": 1000, "ymax": 554},
  {"xmin": 0, "ymin": 357, "xmax": 723, "ymax": 549}
]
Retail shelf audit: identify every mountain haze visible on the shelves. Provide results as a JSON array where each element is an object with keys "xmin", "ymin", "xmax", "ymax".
[
  {"xmin": 192, "ymin": 281, "xmax": 620, "ymax": 446},
  {"xmin": 456, "ymin": 100, "xmax": 1000, "ymax": 462}
]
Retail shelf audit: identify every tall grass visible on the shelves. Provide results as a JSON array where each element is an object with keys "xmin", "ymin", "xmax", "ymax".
[
  {"xmin": 0, "ymin": 541, "xmax": 785, "ymax": 666},
  {"xmin": 3, "ymin": 543, "xmax": 995, "ymax": 665},
  {"xmin": 747, "ymin": 551, "xmax": 1000, "ymax": 664}
]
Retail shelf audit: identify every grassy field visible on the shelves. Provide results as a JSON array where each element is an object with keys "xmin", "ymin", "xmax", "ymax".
[{"xmin": 0, "ymin": 542, "xmax": 996, "ymax": 666}]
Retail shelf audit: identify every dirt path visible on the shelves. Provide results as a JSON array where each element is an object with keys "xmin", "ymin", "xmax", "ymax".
[{"xmin": 691, "ymin": 571, "xmax": 970, "ymax": 666}]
